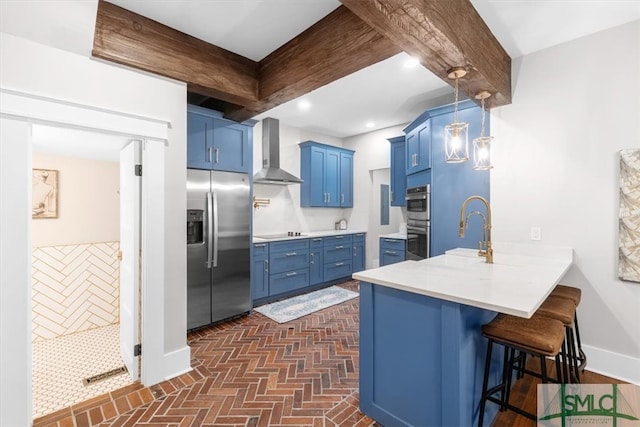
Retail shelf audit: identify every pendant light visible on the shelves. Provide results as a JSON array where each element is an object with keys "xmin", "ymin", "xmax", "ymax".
[
  {"xmin": 444, "ymin": 67, "xmax": 469, "ymax": 163},
  {"xmin": 472, "ymin": 91, "xmax": 494, "ymax": 170}
]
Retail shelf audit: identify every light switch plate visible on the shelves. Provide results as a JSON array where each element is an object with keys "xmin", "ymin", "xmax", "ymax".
[{"xmin": 530, "ymin": 227, "xmax": 541, "ymax": 241}]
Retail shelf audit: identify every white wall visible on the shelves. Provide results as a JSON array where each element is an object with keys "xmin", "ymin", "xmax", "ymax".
[
  {"xmin": 0, "ymin": 32, "xmax": 189, "ymax": 425},
  {"xmin": 32, "ymin": 154, "xmax": 119, "ymax": 247},
  {"xmin": 344, "ymin": 125, "xmax": 407, "ymax": 268},
  {"xmin": 491, "ymin": 20, "xmax": 640, "ymax": 382},
  {"xmin": 252, "ymin": 121, "xmax": 347, "ymax": 233}
]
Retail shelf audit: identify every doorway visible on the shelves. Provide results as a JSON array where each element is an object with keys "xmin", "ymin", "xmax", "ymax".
[{"xmin": 30, "ymin": 124, "xmax": 139, "ymax": 418}]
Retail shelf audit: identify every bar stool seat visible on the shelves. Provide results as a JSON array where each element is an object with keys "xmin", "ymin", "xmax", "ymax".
[{"xmin": 478, "ymin": 313, "xmax": 565, "ymax": 425}]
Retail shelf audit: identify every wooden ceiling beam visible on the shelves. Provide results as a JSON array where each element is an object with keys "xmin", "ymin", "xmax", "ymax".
[
  {"xmin": 224, "ymin": 6, "xmax": 401, "ymax": 122},
  {"xmin": 339, "ymin": 0, "xmax": 512, "ymax": 109},
  {"xmin": 92, "ymin": 0, "xmax": 259, "ymax": 107}
]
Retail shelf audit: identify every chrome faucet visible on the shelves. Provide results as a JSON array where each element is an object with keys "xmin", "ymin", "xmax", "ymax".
[{"xmin": 458, "ymin": 196, "xmax": 493, "ymax": 264}]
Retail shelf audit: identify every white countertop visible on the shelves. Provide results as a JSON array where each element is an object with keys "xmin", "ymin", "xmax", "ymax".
[
  {"xmin": 379, "ymin": 232, "xmax": 407, "ymax": 240},
  {"xmin": 253, "ymin": 229, "xmax": 367, "ymax": 243},
  {"xmin": 353, "ymin": 243, "xmax": 573, "ymax": 318}
]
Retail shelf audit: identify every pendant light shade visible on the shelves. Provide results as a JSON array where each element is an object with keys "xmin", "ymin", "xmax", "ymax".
[
  {"xmin": 472, "ymin": 91, "xmax": 494, "ymax": 170},
  {"xmin": 445, "ymin": 67, "xmax": 469, "ymax": 163}
]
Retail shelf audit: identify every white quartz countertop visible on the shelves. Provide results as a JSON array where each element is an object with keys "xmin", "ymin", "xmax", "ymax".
[
  {"xmin": 253, "ymin": 229, "xmax": 367, "ymax": 243},
  {"xmin": 352, "ymin": 243, "xmax": 573, "ymax": 318},
  {"xmin": 379, "ymin": 233, "xmax": 407, "ymax": 240}
]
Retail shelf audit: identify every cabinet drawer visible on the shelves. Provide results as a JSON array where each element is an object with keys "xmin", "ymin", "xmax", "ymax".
[
  {"xmin": 323, "ymin": 245, "xmax": 352, "ymax": 264},
  {"xmin": 270, "ymin": 268, "xmax": 310, "ymax": 295},
  {"xmin": 253, "ymin": 243, "xmax": 269, "ymax": 257},
  {"xmin": 380, "ymin": 238, "xmax": 405, "ymax": 251},
  {"xmin": 352, "ymin": 233, "xmax": 366, "ymax": 243},
  {"xmin": 270, "ymin": 250, "xmax": 309, "ymax": 274},
  {"xmin": 310, "ymin": 237, "xmax": 324, "ymax": 248},
  {"xmin": 269, "ymin": 239, "xmax": 309, "ymax": 253},
  {"xmin": 323, "ymin": 260, "xmax": 353, "ymax": 282},
  {"xmin": 324, "ymin": 234, "xmax": 353, "ymax": 246}
]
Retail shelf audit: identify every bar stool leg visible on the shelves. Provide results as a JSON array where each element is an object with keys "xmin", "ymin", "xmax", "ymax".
[
  {"xmin": 574, "ymin": 312, "xmax": 587, "ymax": 370},
  {"xmin": 478, "ymin": 339, "xmax": 495, "ymax": 427}
]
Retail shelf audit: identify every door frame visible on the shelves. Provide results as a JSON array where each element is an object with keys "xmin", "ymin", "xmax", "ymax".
[{"xmin": 0, "ymin": 88, "xmax": 170, "ymax": 422}]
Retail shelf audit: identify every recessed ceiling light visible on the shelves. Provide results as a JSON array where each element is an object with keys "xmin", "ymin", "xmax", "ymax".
[
  {"xmin": 404, "ymin": 57, "xmax": 420, "ymax": 68},
  {"xmin": 366, "ymin": 121, "xmax": 375, "ymax": 128},
  {"xmin": 297, "ymin": 99, "xmax": 311, "ymax": 111}
]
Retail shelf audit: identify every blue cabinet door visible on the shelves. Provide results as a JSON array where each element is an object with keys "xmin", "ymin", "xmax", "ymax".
[
  {"xmin": 212, "ymin": 118, "xmax": 250, "ymax": 173},
  {"xmin": 353, "ymin": 242, "xmax": 365, "ymax": 272},
  {"xmin": 187, "ymin": 113, "xmax": 214, "ymax": 169},
  {"xmin": 310, "ymin": 248, "xmax": 323, "ymax": 285},
  {"xmin": 339, "ymin": 151, "xmax": 353, "ymax": 207},
  {"xmin": 251, "ymin": 243, "xmax": 269, "ymax": 300},
  {"xmin": 389, "ymin": 137, "xmax": 406, "ymax": 206},
  {"xmin": 379, "ymin": 238, "xmax": 406, "ymax": 266},
  {"xmin": 406, "ymin": 122, "xmax": 430, "ymax": 174},
  {"xmin": 325, "ymin": 149, "xmax": 340, "ymax": 207},
  {"xmin": 309, "ymin": 147, "xmax": 327, "ymax": 206},
  {"xmin": 405, "ymin": 127, "xmax": 420, "ymax": 175}
]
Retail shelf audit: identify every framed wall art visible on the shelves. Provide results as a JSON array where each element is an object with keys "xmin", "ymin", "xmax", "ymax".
[
  {"xmin": 32, "ymin": 168, "xmax": 58, "ymax": 219},
  {"xmin": 618, "ymin": 149, "xmax": 640, "ymax": 282}
]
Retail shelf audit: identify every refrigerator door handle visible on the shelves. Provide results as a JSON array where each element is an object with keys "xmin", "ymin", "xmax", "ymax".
[
  {"xmin": 206, "ymin": 192, "xmax": 213, "ymax": 268},
  {"xmin": 212, "ymin": 191, "xmax": 219, "ymax": 268}
]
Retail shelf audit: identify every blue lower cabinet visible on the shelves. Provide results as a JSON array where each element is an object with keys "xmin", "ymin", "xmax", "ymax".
[
  {"xmin": 323, "ymin": 260, "xmax": 353, "ymax": 282},
  {"xmin": 252, "ymin": 244, "xmax": 269, "ymax": 300},
  {"xmin": 269, "ymin": 268, "xmax": 310, "ymax": 295},
  {"xmin": 352, "ymin": 233, "xmax": 366, "ymax": 272},
  {"xmin": 269, "ymin": 250, "xmax": 310, "ymax": 274},
  {"xmin": 309, "ymin": 238, "xmax": 324, "ymax": 285},
  {"xmin": 379, "ymin": 238, "xmax": 406, "ymax": 266}
]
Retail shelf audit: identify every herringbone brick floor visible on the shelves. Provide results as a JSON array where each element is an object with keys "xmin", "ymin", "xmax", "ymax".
[{"xmin": 94, "ymin": 281, "xmax": 377, "ymax": 427}]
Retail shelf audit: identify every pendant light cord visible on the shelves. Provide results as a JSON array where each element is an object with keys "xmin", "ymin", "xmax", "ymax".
[
  {"xmin": 480, "ymin": 97, "xmax": 486, "ymax": 137},
  {"xmin": 453, "ymin": 76, "xmax": 459, "ymax": 124}
]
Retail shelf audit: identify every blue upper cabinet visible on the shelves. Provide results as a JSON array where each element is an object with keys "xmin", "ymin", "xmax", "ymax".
[
  {"xmin": 187, "ymin": 105, "xmax": 253, "ymax": 173},
  {"xmin": 339, "ymin": 151, "xmax": 353, "ymax": 207},
  {"xmin": 300, "ymin": 141, "xmax": 354, "ymax": 208},
  {"xmin": 388, "ymin": 136, "xmax": 406, "ymax": 206},
  {"xmin": 405, "ymin": 121, "xmax": 431, "ymax": 175}
]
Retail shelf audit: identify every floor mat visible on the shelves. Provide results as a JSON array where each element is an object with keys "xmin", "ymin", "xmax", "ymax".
[{"xmin": 254, "ymin": 285, "xmax": 358, "ymax": 323}]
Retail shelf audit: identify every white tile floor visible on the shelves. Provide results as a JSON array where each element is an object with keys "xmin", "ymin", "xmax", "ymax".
[{"xmin": 32, "ymin": 324, "xmax": 133, "ymax": 419}]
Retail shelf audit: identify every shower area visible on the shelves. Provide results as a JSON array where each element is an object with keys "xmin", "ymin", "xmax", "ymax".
[{"xmin": 31, "ymin": 126, "xmax": 133, "ymax": 419}]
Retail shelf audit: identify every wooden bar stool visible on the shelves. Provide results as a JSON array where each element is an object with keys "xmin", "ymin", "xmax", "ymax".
[
  {"xmin": 536, "ymin": 295, "xmax": 580, "ymax": 383},
  {"xmin": 550, "ymin": 284, "xmax": 586, "ymax": 370},
  {"xmin": 478, "ymin": 313, "xmax": 565, "ymax": 426}
]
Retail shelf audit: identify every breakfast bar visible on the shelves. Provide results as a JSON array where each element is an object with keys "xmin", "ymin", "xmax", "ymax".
[{"xmin": 353, "ymin": 243, "xmax": 573, "ymax": 427}]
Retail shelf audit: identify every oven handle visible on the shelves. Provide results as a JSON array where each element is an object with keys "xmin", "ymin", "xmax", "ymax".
[
  {"xmin": 405, "ymin": 194, "xmax": 428, "ymax": 201},
  {"xmin": 407, "ymin": 225, "xmax": 429, "ymax": 234}
]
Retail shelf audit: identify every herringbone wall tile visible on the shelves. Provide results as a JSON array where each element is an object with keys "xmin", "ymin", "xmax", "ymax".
[{"xmin": 32, "ymin": 241, "xmax": 120, "ymax": 342}]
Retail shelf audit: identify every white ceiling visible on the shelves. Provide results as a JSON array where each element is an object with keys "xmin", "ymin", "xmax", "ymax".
[{"xmin": 1, "ymin": 0, "xmax": 639, "ymax": 157}]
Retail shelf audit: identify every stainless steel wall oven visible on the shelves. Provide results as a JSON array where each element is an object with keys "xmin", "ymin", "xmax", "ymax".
[{"xmin": 406, "ymin": 185, "xmax": 430, "ymax": 260}]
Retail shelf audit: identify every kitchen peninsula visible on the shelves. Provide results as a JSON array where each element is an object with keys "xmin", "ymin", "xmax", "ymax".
[{"xmin": 353, "ymin": 243, "xmax": 573, "ymax": 427}]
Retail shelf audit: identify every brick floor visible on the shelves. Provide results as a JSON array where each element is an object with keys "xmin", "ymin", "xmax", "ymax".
[{"xmin": 35, "ymin": 281, "xmax": 377, "ymax": 427}]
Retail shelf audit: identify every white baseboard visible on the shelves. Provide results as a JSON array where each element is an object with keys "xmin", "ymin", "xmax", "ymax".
[
  {"xmin": 162, "ymin": 345, "xmax": 192, "ymax": 380},
  {"xmin": 582, "ymin": 344, "xmax": 640, "ymax": 385}
]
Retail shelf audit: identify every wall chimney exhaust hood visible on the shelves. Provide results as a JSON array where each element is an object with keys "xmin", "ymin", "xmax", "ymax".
[{"xmin": 253, "ymin": 117, "xmax": 303, "ymax": 185}]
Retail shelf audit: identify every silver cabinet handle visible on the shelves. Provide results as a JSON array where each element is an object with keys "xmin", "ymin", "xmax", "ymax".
[
  {"xmin": 214, "ymin": 148, "xmax": 219, "ymax": 164},
  {"xmin": 335, "ymin": 262, "xmax": 344, "ymax": 266},
  {"xmin": 341, "ymin": 193, "xmax": 344, "ymax": 204},
  {"xmin": 310, "ymin": 253, "xmax": 314, "ymax": 265},
  {"xmin": 335, "ymin": 236, "xmax": 344, "ymax": 239},
  {"xmin": 327, "ymin": 192, "xmax": 330, "ymax": 203},
  {"xmin": 324, "ymin": 192, "xmax": 327, "ymax": 203},
  {"xmin": 255, "ymin": 243, "xmax": 267, "ymax": 247},
  {"xmin": 313, "ymin": 238, "xmax": 322, "ymax": 241},
  {"xmin": 384, "ymin": 239, "xmax": 396, "ymax": 243},
  {"xmin": 264, "ymin": 260, "xmax": 269, "ymax": 272},
  {"xmin": 353, "ymin": 246, "xmax": 356, "ymax": 256},
  {"xmin": 286, "ymin": 272, "xmax": 297, "ymax": 277},
  {"xmin": 285, "ymin": 252, "xmax": 297, "ymax": 256},
  {"xmin": 336, "ymin": 245, "xmax": 344, "ymax": 249},
  {"xmin": 208, "ymin": 147, "xmax": 213, "ymax": 163},
  {"xmin": 385, "ymin": 250, "xmax": 397, "ymax": 255}
]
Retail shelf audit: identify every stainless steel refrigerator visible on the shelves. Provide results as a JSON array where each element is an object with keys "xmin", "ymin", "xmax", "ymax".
[{"xmin": 186, "ymin": 169, "xmax": 251, "ymax": 330}]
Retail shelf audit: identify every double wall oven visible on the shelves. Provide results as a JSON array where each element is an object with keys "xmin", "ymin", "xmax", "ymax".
[{"xmin": 405, "ymin": 185, "xmax": 430, "ymax": 260}]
